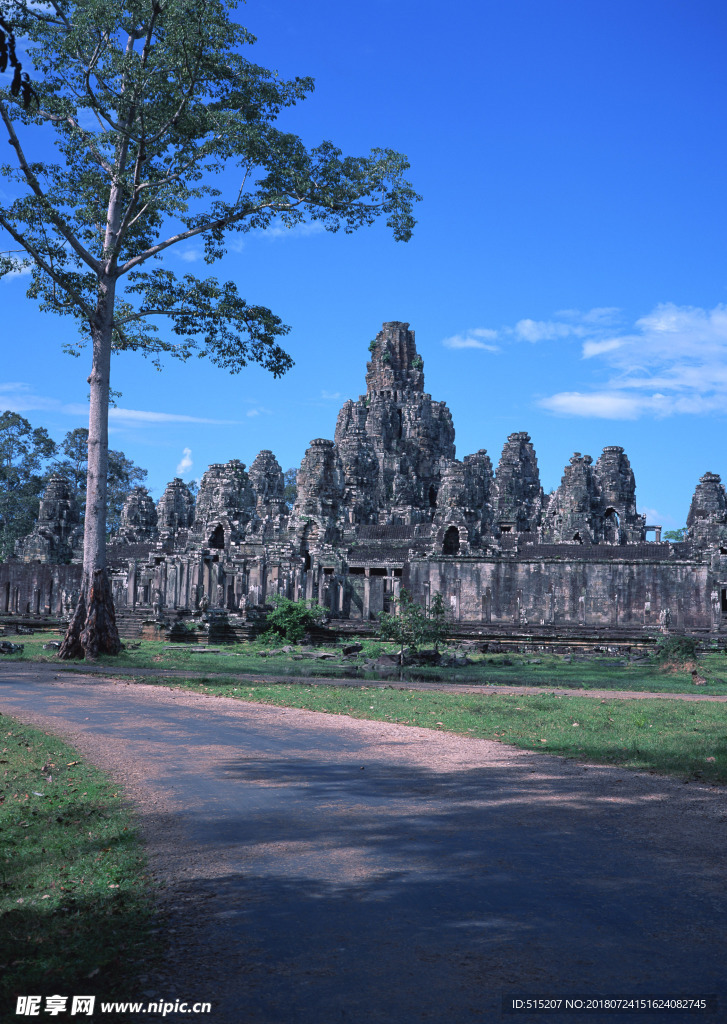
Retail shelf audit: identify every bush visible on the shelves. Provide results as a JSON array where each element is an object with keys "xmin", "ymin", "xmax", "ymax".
[
  {"xmin": 261, "ymin": 596, "xmax": 327, "ymax": 644},
  {"xmin": 377, "ymin": 589, "xmax": 448, "ymax": 655},
  {"xmin": 652, "ymin": 634, "xmax": 699, "ymax": 665}
]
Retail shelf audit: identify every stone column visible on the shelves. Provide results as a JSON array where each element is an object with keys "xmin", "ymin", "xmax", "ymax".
[
  {"xmin": 128, "ymin": 560, "xmax": 137, "ymax": 609},
  {"xmin": 363, "ymin": 569, "xmax": 371, "ymax": 621}
]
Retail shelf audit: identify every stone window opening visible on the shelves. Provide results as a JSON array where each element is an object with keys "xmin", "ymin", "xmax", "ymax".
[
  {"xmin": 603, "ymin": 508, "xmax": 620, "ymax": 543},
  {"xmin": 573, "ymin": 532, "xmax": 583, "ymax": 544},
  {"xmin": 208, "ymin": 524, "xmax": 225, "ymax": 549},
  {"xmin": 500, "ymin": 525, "xmax": 512, "ymax": 534},
  {"xmin": 443, "ymin": 525, "xmax": 460, "ymax": 555},
  {"xmin": 303, "ymin": 550, "xmax": 311, "ymax": 571},
  {"xmin": 721, "ymin": 588, "xmax": 727, "ymax": 614},
  {"xmin": 428, "ymin": 485, "xmax": 437, "ymax": 508}
]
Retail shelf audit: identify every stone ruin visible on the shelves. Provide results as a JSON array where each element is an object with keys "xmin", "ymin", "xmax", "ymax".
[{"xmin": 3, "ymin": 321, "xmax": 727, "ymax": 636}]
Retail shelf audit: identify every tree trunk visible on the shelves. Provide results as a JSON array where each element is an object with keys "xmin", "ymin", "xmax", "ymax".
[{"xmin": 59, "ymin": 281, "xmax": 121, "ymax": 659}]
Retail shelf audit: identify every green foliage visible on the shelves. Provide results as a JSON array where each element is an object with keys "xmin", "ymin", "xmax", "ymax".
[
  {"xmin": 652, "ymin": 634, "xmax": 700, "ymax": 665},
  {"xmin": 381, "ymin": 349, "xmax": 392, "ymax": 364},
  {"xmin": 283, "ymin": 467, "xmax": 298, "ymax": 510},
  {"xmin": 0, "ymin": 0, "xmax": 420, "ymax": 369},
  {"xmin": 663, "ymin": 528, "xmax": 687, "ymax": 542},
  {"xmin": 412, "ymin": 354, "xmax": 423, "ymax": 370},
  {"xmin": 53, "ymin": 427, "xmax": 148, "ymax": 535},
  {"xmin": 368, "ymin": 339, "xmax": 378, "ymax": 353},
  {"xmin": 377, "ymin": 588, "xmax": 448, "ymax": 653},
  {"xmin": 261, "ymin": 596, "xmax": 327, "ymax": 644},
  {"xmin": 0, "ymin": 411, "xmax": 57, "ymax": 560}
]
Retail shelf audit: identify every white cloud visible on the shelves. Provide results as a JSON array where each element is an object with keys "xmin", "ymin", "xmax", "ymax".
[
  {"xmin": 260, "ymin": 220, "xmax": 326, "ymax": 241},
  {"xmin": 246, "ymin": 409, "xmax": 259, "ymax": 417},
  {"xmin": 534, "ymin": 302, "xmax": 727, "ymax": 420},
  {"xmin": 582, "ymin": 338, "xmax": 624, "ymax": 359},
  {"xmin": 108, "ymin": 407, "xmax": 241, "ymax": 425},
  {"xmin": 442, "ymin": 309, "xmax": 623, "ymax": 352},
  {"xmin": 442, "ymin": 328, "xmax": 499, "ymax": 351},
  {"xmin": 177, "ymin": 247, "xmax": 203, "ymax": 263},
  {"xmin": 515, "ymin": 318, "xmax": 579, "ymax": 343},
  {"xmin": 176, "ymin": 447, "xmax": 193, "ymax": 475},
  {"xmin": 538, "ymin": 391, "xmax": 642, "ymax": 419},
  {"xmin": 0, "ymin": 382, "xmax": 61, "ymax": 413},
  {"xmin": 321, "ymin": 390, "xmax": 342, "ymax": 400}
]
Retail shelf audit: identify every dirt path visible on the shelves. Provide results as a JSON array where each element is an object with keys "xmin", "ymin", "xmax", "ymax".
[{"xmin": 1, "ymin": 668, "xmax": 726, "ymax": 1023}]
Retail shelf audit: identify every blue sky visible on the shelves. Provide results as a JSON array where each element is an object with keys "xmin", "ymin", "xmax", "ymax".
[{"xmin": 2, "ymin": 0, "xmax": 727, "ymax": 528}]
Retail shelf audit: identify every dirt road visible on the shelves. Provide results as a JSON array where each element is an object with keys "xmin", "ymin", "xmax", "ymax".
[{"xmin": 1, "ymin": 667, "xmax": 725, "ymax": 1023}]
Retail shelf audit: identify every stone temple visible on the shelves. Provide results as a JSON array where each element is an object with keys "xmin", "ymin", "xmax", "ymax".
[{"xmin": 3, "ymin": 322, "xmax": 727, "ymax": 638}]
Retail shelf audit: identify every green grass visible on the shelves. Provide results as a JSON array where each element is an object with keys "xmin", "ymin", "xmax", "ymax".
[
  {"xmin": 134, "ymin": 676, "xmax": 727, "ymax": 785},
  {"xmin": 0, "ymin": 716, "xmax": 157, "ymax": 1007},
  {"xmin": 10, "ymin": 628, "xmax": 727, "ymax": 696}
]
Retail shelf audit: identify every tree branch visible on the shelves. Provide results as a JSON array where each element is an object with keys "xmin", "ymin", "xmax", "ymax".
[
  {"xmin": 0, "ymin": 212, "xmax": 94, "ymax": 318},
  {"xmin": 0, "ymin": 100, "xmax": 100, "ymax": 272}
]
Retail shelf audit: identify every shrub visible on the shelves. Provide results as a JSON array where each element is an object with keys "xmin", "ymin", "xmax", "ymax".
[
  {"xmin": 261, "ymin": 596, "xmax": 327, "ymax": 644},
  {"xmin": 378, "ymin": 589, "xmax": 448, "ymax": 654},
  {"xmin": 652, "ymin": 634, "xmax": 699, "ymax": 665}
]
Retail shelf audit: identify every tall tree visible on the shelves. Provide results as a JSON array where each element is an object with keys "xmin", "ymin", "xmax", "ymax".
[
  {"xmin": 0, "ymin": 411, "xmax": 57, "ymax": 560},
  {"xmin": 0, "ymin": 0, "xmax": 419, "ymax": 659}
]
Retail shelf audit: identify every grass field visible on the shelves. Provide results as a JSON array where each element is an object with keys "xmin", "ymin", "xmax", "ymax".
[
  {"xmin": 5, "ymin": 628, "xmax": 727, "ymax": 696},
  {"xmin": 0, "ymin": 716, "xmax": 156, "ymax": 1007},
  {"xmin": 4, "ymin": 628, "xmax": 727, "ymax": 785}
]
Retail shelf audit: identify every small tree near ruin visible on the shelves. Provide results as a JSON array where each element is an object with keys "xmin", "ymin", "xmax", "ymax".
[{"xmin": 0, "ymin": 0, "xmax": 419, "ymax": 659}]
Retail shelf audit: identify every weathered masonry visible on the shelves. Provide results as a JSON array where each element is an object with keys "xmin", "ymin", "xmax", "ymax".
[{"xmin": 4, "ymin": 322, "xmax": 727, "ymax": 637}]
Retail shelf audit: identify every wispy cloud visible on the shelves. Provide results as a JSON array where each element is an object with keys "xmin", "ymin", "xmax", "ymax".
[
  {"xmin": 260, "ymin": 220, "xmax": 326, "ymax": 241},
  {"xmin": 176, "ymin": 447, "xmax": 193, "ymax": 475},
  {"xmin": 539, "ymin": 302, "xmax": 727, "ymax": 420},
  {"xmin": 538, "ymin": 391, "xmax": 643, "ymax": 419},
  {"xmin": 0, "ymin": 382, "xmax": 63, "ymax": 413},
  {"xmin": 442, "ymin": 328, "xmax": 499, "ymax": 351},
  {"xmin": 177, "ymin": 247, "xmax": 203, "ymax": 263},
  {"xmin": 514, "ymin": 318, "xmax": 578, "ymax": 342},
  {"xmin": 442, "ymin": 309, "xmax": 623, "ymax": 352},
  {"xmin": 321, "ymin": 389, "xmax": 342, "ymax": 400},
  {"xmin": 107, "ymin": 407, "xmax": 242, "ymax": 425},
  {"xmin": 0, "ymin": 385, "xmax": 245, "ymax": 424}
]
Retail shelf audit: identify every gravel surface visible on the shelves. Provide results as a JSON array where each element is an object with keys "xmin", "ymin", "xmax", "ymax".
[{"xmin": 1, "ymin": 667, "xmax": 726, "ymax": 1024}]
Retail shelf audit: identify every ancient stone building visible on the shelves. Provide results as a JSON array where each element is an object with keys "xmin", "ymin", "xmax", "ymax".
[
  {"xmin": 3, "ymin": 321, "xmax": 727, "ymax": 636},
  {"xmin": 15, "ymin": 473, "xmax": 83, "ymax": 564}
]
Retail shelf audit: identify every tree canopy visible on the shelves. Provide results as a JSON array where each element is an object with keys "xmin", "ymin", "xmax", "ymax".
[
  {"xmin": 0, "ymin": 411, "xmax": 57, "ymax": 559},
  {"xmin": 54, "ymin": 426, "xmax": 147, "ymax": 535},
  {"xmin": 0, "ymin": 0, "xmax": 418, "ymax": 369},
  {"xmin": 0, "ymin": 413, "xmax": 149, "ymax": 560},
  {"xmin": 0, "ymin": 0, "xmax": 419, "ymax": 658}
]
